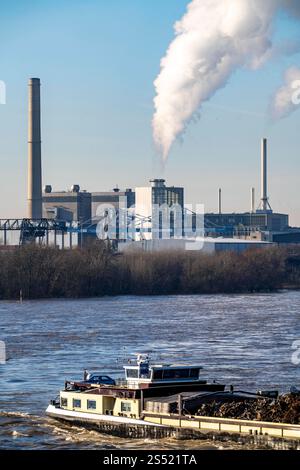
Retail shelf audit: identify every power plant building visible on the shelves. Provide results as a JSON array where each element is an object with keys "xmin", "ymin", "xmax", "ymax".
[
  {"xmin": 204, "ymin": 138, "xmax": 289, "ymax": 238},
  {"xmin": 135, "ymin": 179, "xmax": 184, "ymax": 240},
  {"xmin": 3, "ymin": 78, "xmax": 298, "ymax": 250},
  {"xmin": 42, "ymin": 186, "xmax": 91, "ymax": 225},
  {"xmin": 91, "ymin": 188, "xmax": 135, "ymax": 218},
  {"xmin": 204, "ymin": 212, "xmax": 289, "ymax": 237}
]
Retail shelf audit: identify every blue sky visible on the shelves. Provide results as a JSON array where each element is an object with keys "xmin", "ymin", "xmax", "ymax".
[{"xmin": 0, "ymin": 0, "xmax": 300, "ymax": 224}]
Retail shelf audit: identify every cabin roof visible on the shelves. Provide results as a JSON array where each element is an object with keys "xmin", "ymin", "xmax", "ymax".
[{"xmin": 124, "ymin": 364, "xmax": 203, "ymax": 369}]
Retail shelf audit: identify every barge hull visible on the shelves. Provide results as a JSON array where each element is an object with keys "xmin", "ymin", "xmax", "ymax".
[
  {"xmin": 46, "ymin": 405, "xmax": 169, "ymax": 439},
  {"xmin": 46, "ymin": 405, "xmax": 300, "ymax": 449}
]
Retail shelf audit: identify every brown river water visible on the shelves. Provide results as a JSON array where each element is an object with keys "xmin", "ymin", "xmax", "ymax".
[{"xmin": 0, "ymin": 292, "xmax": 299, "ymax": 450}]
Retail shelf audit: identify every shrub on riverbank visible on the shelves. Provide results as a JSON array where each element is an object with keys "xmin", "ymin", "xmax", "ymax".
[{"xmin": 0, "ymin": 242, "xmax": 296, "ymax": 300}]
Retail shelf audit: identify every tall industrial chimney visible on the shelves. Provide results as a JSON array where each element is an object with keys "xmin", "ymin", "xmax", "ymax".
[
  {"xmin": 258, "ymin": 138, "xmax": 272, "ymax": 213},
  {"xmin": 218, "ymin": 188, "xmax": 222, "ymax": 214},
  {"xmin": 251, "ymin": 187, "xmax": 255, "ymax": 213},
  {"xmin": 261, "ymin": 138, "xmax": 268, "ymax": 212},
  {"xmin": 27, "ymin": 78, "xmax": 42, "ymax": 219}
]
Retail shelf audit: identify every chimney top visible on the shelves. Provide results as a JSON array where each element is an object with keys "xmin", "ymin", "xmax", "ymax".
[{"xmin": 29, "ymin": 78, "xmax": 40, "ymax": 84}]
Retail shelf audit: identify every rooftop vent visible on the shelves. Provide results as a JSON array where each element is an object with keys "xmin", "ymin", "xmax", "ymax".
[{"xmin": 71, "ymin": 185, "xmax": 80, "ymax": 193}]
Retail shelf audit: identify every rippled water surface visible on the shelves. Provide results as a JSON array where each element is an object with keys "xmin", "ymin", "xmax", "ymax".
[{"xmin": 0, "ymin": 292, "xmax": 299, "ymax": 449}]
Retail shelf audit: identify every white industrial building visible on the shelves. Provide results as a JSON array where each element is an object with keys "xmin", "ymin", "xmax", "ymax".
[
  {"xmin": 118, "ymin": 237, "xmax": 272, "ymax": 254},
  {"xmin": 135, "ymin": 179, "xmax": 184, "ymax": 240}
]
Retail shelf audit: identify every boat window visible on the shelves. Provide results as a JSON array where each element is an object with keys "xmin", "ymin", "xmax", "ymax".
[
  {"xmin": 163, "ymin": 369, "xmax": 190, "ymax": 379},
  {"xmin": 121, "ymin": 402, "xmax": 131, "ymax": 412},
  {"xmin": 190, "ymin": 368, "xmax": 200, "ymax": 378},
  {"xmin": 126, "ymin": 369, "xmax": 139, "ymax": 379},
  {"xmin": 153, "ymin": 370, "xmax": 163, "ymax": 380},
  {"xmin": 61, "ymin": 397, "xmax": 68, "ymax": 407},
  {"xmin": 139, "ymin": 362, "xmax": 150, "ymax": 378},
  {"xmin": 87, "ymin": 400, "xmax": 96, "ymax": 410},
  {"xmin": 73, "ymin": 399, "xmax": 81, "ymax": 408}
]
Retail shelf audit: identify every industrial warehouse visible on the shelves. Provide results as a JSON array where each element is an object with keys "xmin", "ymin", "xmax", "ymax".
[{"xmin": 0, "ymin": 78, "xmax": 298, "ymax": 252}]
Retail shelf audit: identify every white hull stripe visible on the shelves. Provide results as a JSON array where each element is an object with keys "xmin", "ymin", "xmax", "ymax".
[{"xmin": 45, "ymin": 405, "xmax": 164, "ymax": 427}]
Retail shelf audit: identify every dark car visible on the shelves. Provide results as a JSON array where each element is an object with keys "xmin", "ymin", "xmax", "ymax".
[{"xmin": 85, "ymin": 374, "xmax": 116, "ymax": 386}]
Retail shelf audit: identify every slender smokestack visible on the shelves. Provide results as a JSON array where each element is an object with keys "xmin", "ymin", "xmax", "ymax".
[
  {"xmin": 27, "ymin": 78, "xmax": 42, "ymax": 219},
  {"xmin": 251, "ymin": 187, "xmax": 255, "ymax": 213},
  {"xmin": 261, "ymin": 138, "xmax": 268, "ymax": 212},
  {"xmin": 218, "ymin": 188, "xmax": 222, "ymax": 215}
]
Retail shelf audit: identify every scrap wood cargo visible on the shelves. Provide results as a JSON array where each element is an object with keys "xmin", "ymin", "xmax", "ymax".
[
  {"xmin": 197, "ymin": 393, "xmax": 300, "ymax": 425},
  {"xmin": 144, "ymin": 391, "xmax": 300, "ymax": 425}
]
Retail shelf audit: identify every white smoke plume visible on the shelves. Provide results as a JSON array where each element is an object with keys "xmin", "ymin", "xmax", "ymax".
[
  {"xmin": 270, "ymin": 66, "xmax": 300, "ymax": 119},
  {"xmin": 153, "ymin": 0, "xmax": 300, "ymax": 161}
]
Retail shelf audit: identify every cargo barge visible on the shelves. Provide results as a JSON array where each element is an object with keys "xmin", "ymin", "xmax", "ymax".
[{"xmin": 46, "ymin": 354, "xmax": 300, "ymax": 449}]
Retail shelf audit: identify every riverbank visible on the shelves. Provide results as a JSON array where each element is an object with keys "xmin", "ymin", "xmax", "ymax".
[{"xmin": 0, "ymin": 243, "xmax": 300, "ymax": 300}]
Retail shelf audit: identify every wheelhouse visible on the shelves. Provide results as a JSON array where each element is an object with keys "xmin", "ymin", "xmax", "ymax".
[{"xmin": 124, "ymin": 354, "xmax": 203, "ymax": 386}]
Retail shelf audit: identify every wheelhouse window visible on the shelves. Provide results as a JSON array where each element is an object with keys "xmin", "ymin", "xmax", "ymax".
[
  {"xmin": 73, "ymin": 399, "xmax": 81, "ymax": 408},
  {"xmin": 126, "ymin": 368, "xmax": 139, "ymax": 379},
  {"xmin": 121, "ymin": 402, "xmax": 131, "ymax": 412},
  {"xmin": 189, "ymin": 368, "xmax": 200, "ymax": 378},
  {"xmin": 163, "ymin": 369, "xmax": 190, "ymax": 379},
  {"xmin": 87, "ymin": 400, "xmax": 96, "ymax": 410},
  {"xmin": 61, "ymin": 397, "xmax": 68, "ymax": 407},
  {"xmin": 139, "ymin": 362, "xmax": 150, "ymax": 378},
  {"xmin": 153, "ymin": 368, "xmax": 200, "ymax": 380},
  {"xmin": 153, "ymin": 369, "xmax": 163, "ymax": 380}
]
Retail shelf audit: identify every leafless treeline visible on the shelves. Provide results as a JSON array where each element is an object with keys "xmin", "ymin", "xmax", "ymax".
[{"xmin": 0, "ymin": 242, "xmax": 299, "ymax": 300}]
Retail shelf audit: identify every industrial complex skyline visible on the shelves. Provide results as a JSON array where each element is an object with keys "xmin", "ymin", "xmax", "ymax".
[{"xmin": 0, "ymin": 1, "xmax": 300, "ymax": 224}]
